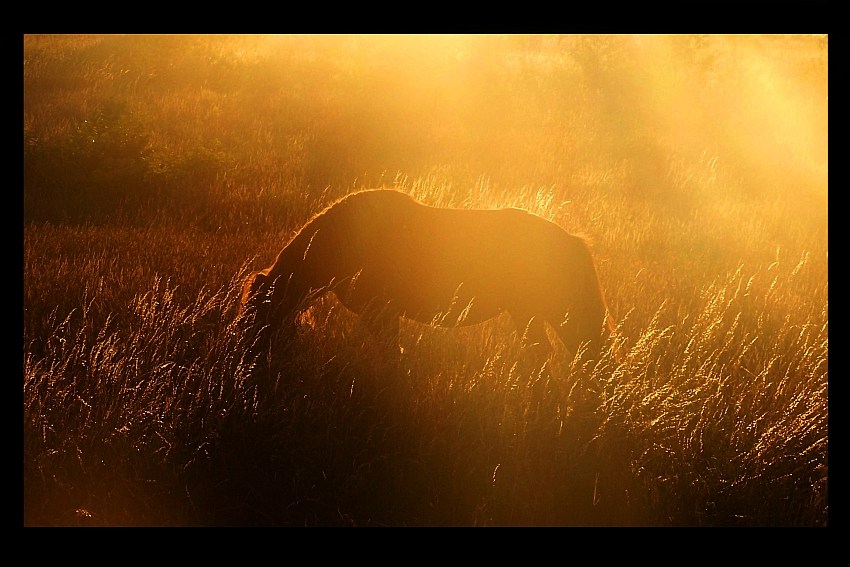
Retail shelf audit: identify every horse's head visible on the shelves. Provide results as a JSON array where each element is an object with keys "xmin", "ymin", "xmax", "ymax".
[
  {"xmin": 239, "ymin": 270, "xmax": 301, "ymax": 358},
  {"xmin": 240, "ymin": 271, "xmax": 273, "ymax": 318},
  {"xmin": 239, "ymin": 271, "xmax": 279, "ymax": 349}
]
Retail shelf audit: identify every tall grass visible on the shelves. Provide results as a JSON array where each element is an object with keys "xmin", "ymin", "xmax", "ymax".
[
  {"xmin": 23, "ymin": 34, "xmax": 827, "ymax": 526},
  {"xmin": 23, "ymin": 234, "xmax": 826, "ymax": 525}
]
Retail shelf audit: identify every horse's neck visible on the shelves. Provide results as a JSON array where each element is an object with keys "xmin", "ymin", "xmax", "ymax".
[
  {"xmin": 266, "ymin": 227, "xmax": 329, "ymax": 305},
  {"xmin": 269, "ymin": 227, "xmax": 313, "ymax": 275}
]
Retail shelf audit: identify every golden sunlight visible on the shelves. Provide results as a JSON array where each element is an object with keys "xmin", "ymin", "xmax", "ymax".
[
  {"xmin": 24, "ymin": 34, "xmax": 828, "ymax": 527},
  {"xmin": 625, "ymin": 35, "xmax": 826, "ymax": 199}
]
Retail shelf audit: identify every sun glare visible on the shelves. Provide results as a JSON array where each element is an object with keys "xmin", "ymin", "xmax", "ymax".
[
  {"xmin": 24, "ymin": 34, "xmax": 828, "ymax": 526},
  {"xmin": 624, "ymin": 35, "xmax": 826, "ymax": 199},
  {"xmin": 726, "ymin": 37, "xmax": 828, "ymax": 194}
]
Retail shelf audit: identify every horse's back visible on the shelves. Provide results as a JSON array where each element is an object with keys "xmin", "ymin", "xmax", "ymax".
[
  {"xmin": 322, "ymin": 192, "xmax": 591, "ymax": 305},
  {"xmin": 341, "ymin": 197, "xmax": 585, "ymax": 324}
]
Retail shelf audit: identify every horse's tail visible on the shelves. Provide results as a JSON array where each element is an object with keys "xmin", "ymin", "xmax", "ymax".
[
  {"xmin": 583, "ymin": 242, "xmax": 614, "ymax": 331},
  {"xmin": 590, "ymin": 258, "xmax": 616, "ymax": 337},
  {"xmin": 562, "ymin": 235, "xmax": 615, "ymax": 358}
]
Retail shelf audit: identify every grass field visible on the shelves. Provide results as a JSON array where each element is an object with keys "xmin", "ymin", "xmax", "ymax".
[{"xmin": 23, "ymin": 34, "xmax": 827, "ymax": 526}]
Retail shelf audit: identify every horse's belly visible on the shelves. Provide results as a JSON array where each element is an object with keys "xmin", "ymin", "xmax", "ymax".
[
  {"xmin": 347, "ymin": 259, "xmax": 513, "ymax": 327},
  {"xmin": 401, "ymin": 304, "xmax": 502, "ymax": 327},
  {"xmin": 396, "ymin": 282, "xmax": 505, "ymax": 328}
]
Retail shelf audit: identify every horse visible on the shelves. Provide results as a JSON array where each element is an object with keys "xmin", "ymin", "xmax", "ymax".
[{"xmin": 240, "ymin": 189, "xmax": 615, "ymax": 360}]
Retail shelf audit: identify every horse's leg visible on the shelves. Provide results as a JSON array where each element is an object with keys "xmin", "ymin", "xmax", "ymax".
[
  {"xmin": 510, "ymin": 312, "xmax": 553, "ymax": 359},
  {"xmin": 358, "ymin": 301, "xmax": 403, "ymax": 354},
  {"xmin": 555, "ymin": 314, "xmax": 605, "ymax": 361}
]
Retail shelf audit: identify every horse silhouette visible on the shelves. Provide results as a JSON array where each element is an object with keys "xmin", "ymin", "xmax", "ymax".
[{"xmin": 240, "ymin": 189, "xmax": 614, "ymax": 359}]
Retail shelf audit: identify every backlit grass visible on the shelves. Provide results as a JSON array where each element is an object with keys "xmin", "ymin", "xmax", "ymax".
[{"xmin": 23, "ymin": 34, "xmax": 827, "ymax": 526}]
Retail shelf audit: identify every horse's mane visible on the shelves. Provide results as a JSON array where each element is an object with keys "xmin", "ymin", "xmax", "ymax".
[
  {"xmin": 241, "ymin": 190, "xmax": 400, "ymax": 309},
  {"xmin": 283, "ymin": 189, "xmax": 407, "ymax": 245}
]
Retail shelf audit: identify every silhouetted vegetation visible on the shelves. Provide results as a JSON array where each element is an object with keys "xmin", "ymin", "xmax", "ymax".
[{"xmin": 23, "ymin": 34, "xmax": 827, "ymax": 526}]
